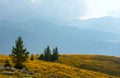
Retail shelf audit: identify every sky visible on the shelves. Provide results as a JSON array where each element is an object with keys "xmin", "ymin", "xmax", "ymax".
[
  {"xmin": 0, "ymin": 0, "xmax": 120, "ymax": 21},
  {"xmin": 81, "ymin": 0, "xmax": 120, "ymax": 20},
  {"xmin": 1, "ymin": 0, "xmax": 120, "ymax": 55}
]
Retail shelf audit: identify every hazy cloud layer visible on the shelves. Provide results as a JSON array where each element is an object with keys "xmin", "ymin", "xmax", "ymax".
[
  {"xmin": 81, "ymin": 0, "xmax": 120, "ymax": 19},
  {"xmin": 0, "ymin": 0, "xmax": 86, "ymax": 22}
]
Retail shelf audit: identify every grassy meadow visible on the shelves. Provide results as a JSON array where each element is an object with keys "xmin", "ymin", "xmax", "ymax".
[{"xmin": 0, "ymin": 54, "xmax": 119, "ymax": 78}]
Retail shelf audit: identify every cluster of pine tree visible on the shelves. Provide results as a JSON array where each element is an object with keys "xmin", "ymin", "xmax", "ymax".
[
  {"xmin": 39, "ymin": 46, "xmax": 59, "ymax": 61},
  {"xmin": 8, "ymin": 36, "xmax": 59, "ymax": 69}
]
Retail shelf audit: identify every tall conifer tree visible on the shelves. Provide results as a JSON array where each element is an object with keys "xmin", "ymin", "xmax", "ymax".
[
  {"xmin": 44, "ymin": 46, "xmax": 51, "ymax": 61},
  {"xmin": 10, "ymin": 36, "xmax": 29, "ymax": 69}
]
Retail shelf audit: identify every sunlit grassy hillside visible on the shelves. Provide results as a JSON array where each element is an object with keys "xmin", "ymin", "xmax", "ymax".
[
  {"xmin": 0, "ymin": 54, "xmax": 118, "ymax": 78},
  {"xmin": 58, "ymin": 54, "xmax": 120, "ymax": 77}
]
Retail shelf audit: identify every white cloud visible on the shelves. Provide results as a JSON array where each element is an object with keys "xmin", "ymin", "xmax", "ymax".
[
  {"xmin": 30, "ymin": 0, "xmax": 36, "ymax": 3},
  {"xmin": 104, "ymin": 40, "xmax": 120, "ymax": 43},
  {"xmin": 80, "ymin": 0, "xmax": 120, "ymax": 20},
  {"xmin": 109, "ymin": 9, "xmax": 120, "ymax": 18},
  {"xmin": 29, "ymin": 0, "xmax": 43, "ymax": 5},
  {"xmin": 1, "ymin": 0, "xmax": 120, "ymax": 21}
]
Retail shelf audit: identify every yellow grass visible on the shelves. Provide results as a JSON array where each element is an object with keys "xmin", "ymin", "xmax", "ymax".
[
  {"xmin": 58, "ymin": 54, "xmax": 120, "ymax": 77},
  {"xmin": 0, "ymin": 54, "xmax": 118, "ymax": 78}
]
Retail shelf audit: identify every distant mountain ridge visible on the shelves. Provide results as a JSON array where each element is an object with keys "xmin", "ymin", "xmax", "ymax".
[
  {"xmin": 0, "ymin": 17, "xmax": 120, "ymax": 55},
  {"xmin": 68, "ymin": 17, "xmax": 120, "ymax": 33}
]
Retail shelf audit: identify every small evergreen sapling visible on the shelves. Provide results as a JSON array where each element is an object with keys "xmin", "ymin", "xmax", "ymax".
[
  {"xmin": 39, "ymin": 54, "xmax": 44, "ymax": 60},
  {"xmin": 4, "ymin": 59, "xmax": 11, "ymax": 67},
  {"xmin": 30, "ymin": 54, "xmax": 34, "ymax": 60}
]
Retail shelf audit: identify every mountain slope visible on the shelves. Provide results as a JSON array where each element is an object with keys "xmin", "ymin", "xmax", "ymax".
[
  {"xmin": 58, "ymin": 54, "xmax": 120, "ymax": 77},
  {"xmin": 0, "ymin": 19, "xmax": 120, "ymax": 55},
  {"xmin": 69, "ymin": 17, "xmax": 120, "ymax": 33},
  {"xmin": 0, "ymin": 55, "xmax": 116, "ymax": 78}
]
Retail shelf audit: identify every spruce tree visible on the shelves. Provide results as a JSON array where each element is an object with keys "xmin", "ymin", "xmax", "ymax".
[
  {"xmin": 51, "ymin": 48, "xmax": 55, "ymax": 61},
  {"xmin": 44, "ymin": 46, "xmax": 51, "ymax": 61},
  {"xmin": 43, "ymin": 48, "xmax": 47, "ymax": 61},
  {"xmin": 52, "ymin": 47, "xmax": 59, "ymax": 61},
  {"xmin": 10, "ymin": 36, "xmax": 29, "ymax": 69},
  {"xmin": 55, "ymin": 47, "xmax": 59, "ymax": 60},
  {"xmin": 39, "ymin": 54, "xmax": 44, "ymax": 60},
  {"xmin": 30, "ymin": 54, "xmax": 34, "ymax": 60}
]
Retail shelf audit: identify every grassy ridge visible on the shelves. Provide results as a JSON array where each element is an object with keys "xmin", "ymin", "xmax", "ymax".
[
  {"xmin": 58, "ymin": 54, "xmax": 120, "ymax": 77},
  {"xmin": 25, "ymin": 60, "xmax": 116, "ymax": 78},
  {"xmin": 0, "ymin": 54, "xmax": 118, "ymax": 78}
]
